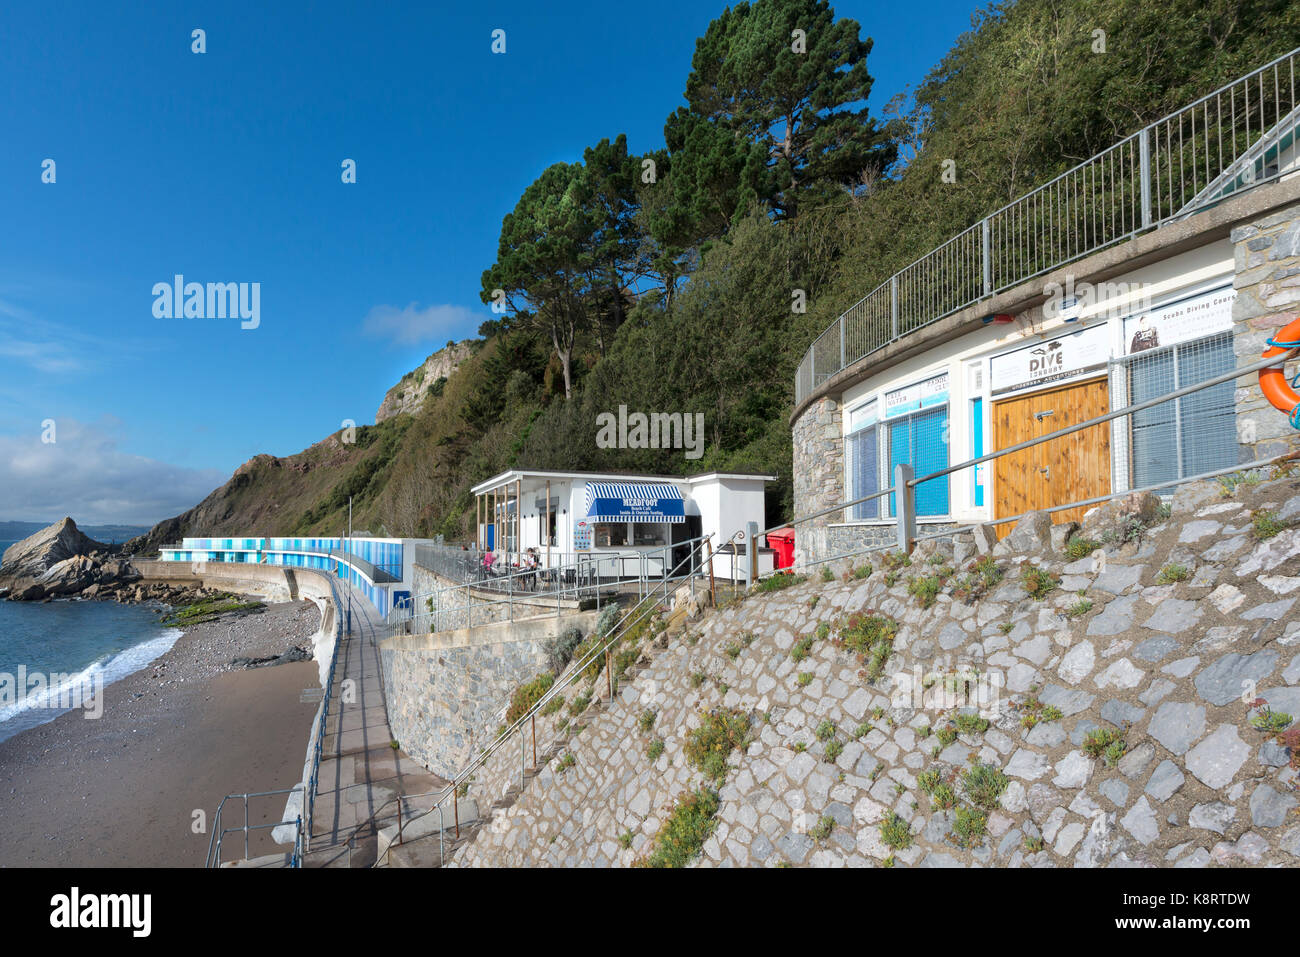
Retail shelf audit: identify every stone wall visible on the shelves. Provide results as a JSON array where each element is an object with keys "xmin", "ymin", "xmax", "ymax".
[
  {"xmin": 379, "ymin": 610, "xmax": 598, "ymax": 777},
  {"xmin": 791, "ymin": 396, "xmax": 844, "ymax": 567},
  {"xmin": 449, "ymin": 467, "xmax": 1300, "ymax": 867},
  {"xmin": 1231, "ymin": 201, "xmax": 1300, "ymax": 462}
]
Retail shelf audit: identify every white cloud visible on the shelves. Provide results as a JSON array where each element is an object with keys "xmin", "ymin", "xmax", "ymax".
[
  {"xmin": 0, "ymin": 418, "xmax": 225, "ymax": 526},
  {"xmin": 361, "ymin": 302, "xmax": 481, "ymax": 345}
]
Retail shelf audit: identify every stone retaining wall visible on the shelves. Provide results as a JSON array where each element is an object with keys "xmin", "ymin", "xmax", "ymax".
[
  {"xmin": 450, "ymin": 468, "xmax": 1300, "ymax": 867},
  {"xmin": 379, "ymin": 610, "xmax": 598, "ymax": 778}
]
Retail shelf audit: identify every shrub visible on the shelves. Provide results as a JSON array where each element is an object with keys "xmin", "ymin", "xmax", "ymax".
[
  {"xmin": 635, "ymin": 789, "xmax": 719, "ymax": 868},
  {"xmin": 556, "ymin": 753, "xmax": 575, "ymax": 772},
  {"xmin": 638, "ymin": 709, "xmax": 657, "ymax": 733},
  {"xmin": 1018, "ymin": 697, "xmax": 1063, "ymax": 729},
  {"xmin": 810, "ymin": 815, "xmax": 835, "ymax": 841},
  {"xmin": 618, "ymin": 830, "xmax": 634, "ymax": 850},
  {"xmin": 797, "ymin": 672, "xmax": 813, "ymax": 687},
  {"xmin": 754, "ymin": 573, "xmax": 807, "ymax": 594},
  {"xmin": 935, "ymin": 725, "xmax": 958, "ymax": 747},
  {"xmin": 815, "ymin": 720, "xmax": 837, "ymax": 742},
  {"xmin": 852, "ymin": 563, "xmax": 873, "ymax": 579},
  {"xmin": 790, "ymin": 635, "xmax": 815, "ymax": 662},
  {"xmin": 1249, "ymin": 705, "xmax": 1293, "ymax": 734},
  {"xmin": 853, "ymin": 722, "xmax": 873, "ymax": 739},
  {"xmin": 953, "ymin": 713, "xmax": 989, "ymax": 735},
  {"xmin": 568, "ymin": 689, "xmax": 592, "ymax": 716},
  {"xmin": 907, "ymin": 574, "xmax": 943, "ymax": 609},
  {"xmin": 930, "ymin": 782, "xmax": 957, "ymax": 810},
  {"xmin": 684, "ymin": 709, "xmax": 752, "ymax": 784},
  {"xmin": 594, "ymin": 603, "xmax": 621, "ymax": 638},
  {"xmin": 1082, "ymin": 727, "xmax": 1126, "ymax": 765},
  {"xmin": 1065, "ymin": 535, "xmax": 1099, "ymax": 559},
  {"xmin": 839, "ymin": 613, "xmax": 900, "ymax": 682},
  {"xmin": 1252, "ymin": 510, "xmax": 1288, "ymax": 541},
  {"xmin": 824, "ymin": 738, "xmax": 844, "ymax": 762},
  {"xmin": 952, "ymin": 806, "xmax": 988, "ymax": 849},
  {"xmin": 647, "ymin": 738, "xmax": 665, "ymax": 761},
  {"xmin": 543, "ymin": 626, "xmax": 585, "ymax": 673},
  {"xmin": 689, "ymin": 671, "xmax": 707, "ymax": 689},
  {"xmin": 1020, "ymin": 564, "xmax": 1059, "ymax": 600},
  {"xmin": 1156, "ymin": 563, "xmax": 1190, "ymax": 585},
  {"xmin": 505, "ymin": 673, "xmax": 554, "ymax": 725},
  {"xmin": 879, "ymin": 811, "xmax": 913, "ymax": 850},
  {"xmin": 917, "ymin": 769, "xmax": 942, "ymax": 794},
  {"xmin": 1064, "ymin": 598, "xmax": 1093, "ymax": 618},
  {"xmin": 820, "ymin": 566, "xmax": 835, "ymax": 582},
  {"xmin": 540, "ymin": 694, "xmax": 565, "ymax": 717},
  {"xmin": 962, "ymin": 762, "xmax": 1009, "ymax": 810}
]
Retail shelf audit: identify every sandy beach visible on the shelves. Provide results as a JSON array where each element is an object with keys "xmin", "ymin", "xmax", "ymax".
[{"xmin": 0, "ymin": 599, "xmax": 323, "ymax": 867}]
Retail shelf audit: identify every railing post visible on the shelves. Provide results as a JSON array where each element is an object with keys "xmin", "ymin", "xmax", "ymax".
[
  {"xmin": 838, "ymin": 315, "xmax": 845, "ymax": 370},
  {"xmin": 894, "ymin": 463, "xmax": 916, "ymax": 555},
  {"xmin": 746, "ymin": 522, "xmax": 758, "ymax": 587},
  {"xmin": 705, "ymin": 539, "xmax": 716, "ymax": 607},
  {"xmin": 1139, "ymin": 128, "xmax": 1152, "ymax": 228},
  {"xmin": 981, "ymin": 218, "xmax": 991, "ymax": 295},
  {"xmin": 890, "ymin": 275, "xmax": 899, "ymax": 339}
]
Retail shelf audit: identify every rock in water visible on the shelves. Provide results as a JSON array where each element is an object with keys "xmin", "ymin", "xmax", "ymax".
[{"xmin": 0, "ymin": 517, "xmax": 136, "ymax": 600}]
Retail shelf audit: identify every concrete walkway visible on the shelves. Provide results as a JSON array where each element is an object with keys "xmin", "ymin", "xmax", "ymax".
[{"xmin": 303, "ymin": 577, "xmax": 444, "ymax": 867}]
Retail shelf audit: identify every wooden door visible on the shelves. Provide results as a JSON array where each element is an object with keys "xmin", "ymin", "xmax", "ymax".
[{"xmin": 992, "ymin": 377, "xmax": 1111, "ymax": 537}]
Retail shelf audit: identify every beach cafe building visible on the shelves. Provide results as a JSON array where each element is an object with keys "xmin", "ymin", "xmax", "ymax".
[
  {"xmin": 790, "ymin": 53, "xmax": 1300, "ymax": 566},
  {"xmin": 471, "ymin": 469, "xmax": 778, "ymax": 579}
]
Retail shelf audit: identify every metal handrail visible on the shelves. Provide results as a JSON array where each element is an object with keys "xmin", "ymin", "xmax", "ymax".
[
  {"xmin": 795, "ymin": 45, "xmax": 1300, "ymax": 404},
  {"xmin": 392, "ymin": 541, "xmax": 710, "ymax": 637},
  {"xmin": 205, "ymin": 789, "xmax": 302, "ymax": 868},
  {"xmin": 304, "ymin": 572, "xmax": 347, "ymax": 853}
]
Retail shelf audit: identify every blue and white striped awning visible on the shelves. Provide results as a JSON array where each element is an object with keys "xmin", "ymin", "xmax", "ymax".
[{"xmin": 584, "ymin": 482, "xmax": 686, "ymax": 523}]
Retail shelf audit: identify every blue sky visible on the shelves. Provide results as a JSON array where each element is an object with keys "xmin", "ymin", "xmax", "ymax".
[{"xmin": 0, "ymin": 0, "xmax": 980, "ymax": 524}]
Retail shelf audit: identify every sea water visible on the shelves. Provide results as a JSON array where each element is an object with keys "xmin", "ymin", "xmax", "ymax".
[{"xmin": 0, "ymin": 594, "xmax": 182, "ymax": 743}]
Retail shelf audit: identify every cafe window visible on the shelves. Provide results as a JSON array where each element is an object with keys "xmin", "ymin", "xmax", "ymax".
[
  {"xmin": 632, "ymin": 523, "xmax": 668, "ymax": 547},
  {"xmin": 595, "ymin": 523, "xmax": 628, "ymax": 548}
]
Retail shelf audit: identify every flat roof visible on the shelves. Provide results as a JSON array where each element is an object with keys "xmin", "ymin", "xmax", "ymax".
[{"xmin": 471, "ymin": 468, "xmax": 777, "ymax": 495}]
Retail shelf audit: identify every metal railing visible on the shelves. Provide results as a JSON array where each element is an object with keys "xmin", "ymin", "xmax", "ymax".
[
  {"xmin": 304, "ymin": 573, "xmax": 347, "ymax": 853},
  {"xmin": 391, "ymin": 541, "xmax": 711, "ymax": 637},
  {"xmin": 205, "ymin": 789, "xmax": 302, "ymax": 868},
  {"xmin": 796, "ymin": 46, "xmax": 1300, "ymax": 405}
]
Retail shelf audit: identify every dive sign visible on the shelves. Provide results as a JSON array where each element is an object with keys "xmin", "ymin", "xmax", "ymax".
[{"xmin": 991, "ymin": 323, "xmax": 1109, "ymax": 397}]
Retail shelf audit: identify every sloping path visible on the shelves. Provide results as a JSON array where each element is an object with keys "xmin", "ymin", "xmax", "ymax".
[{"xmin": 303, "ymin": 578, "xmax": 443, "ymax": 867}]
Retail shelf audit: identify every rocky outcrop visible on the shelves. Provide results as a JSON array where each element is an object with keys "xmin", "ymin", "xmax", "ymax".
[
  {"xmin": 0, "ymin": 517, "xmax": 197, "ymax": 602},
  {"xmin": 375, "ymin": 340, "xmax": 473, "ymax": 423}
]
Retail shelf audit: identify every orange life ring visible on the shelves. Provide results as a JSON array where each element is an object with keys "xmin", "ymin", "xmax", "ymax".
[{"xmin": 1259, "ymin": 316, "xmax": 1300, "ymax": 425}]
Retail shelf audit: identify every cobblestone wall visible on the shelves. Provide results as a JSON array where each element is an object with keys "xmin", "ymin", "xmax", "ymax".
[
  {"xmin": 1231, "ymin": 201, "xmax": 1300, "ymax": 461},
  {"xmin": 449, "ymin": 469, "xmax": 1300, "ymax": 867},
  {"xmin": 791, "ymin": 396, "xmax": 844, "ymax": 567}
]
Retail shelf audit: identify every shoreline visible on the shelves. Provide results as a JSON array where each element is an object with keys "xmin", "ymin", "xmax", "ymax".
[{"xmin": 0, "ymin": 598, "xmax": 322, "ymax": 867}]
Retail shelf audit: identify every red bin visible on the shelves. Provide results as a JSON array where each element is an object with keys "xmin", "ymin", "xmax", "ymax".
[{"xmin": 766, "ymin": 527, "xmax": 795, "ymax": 570}]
